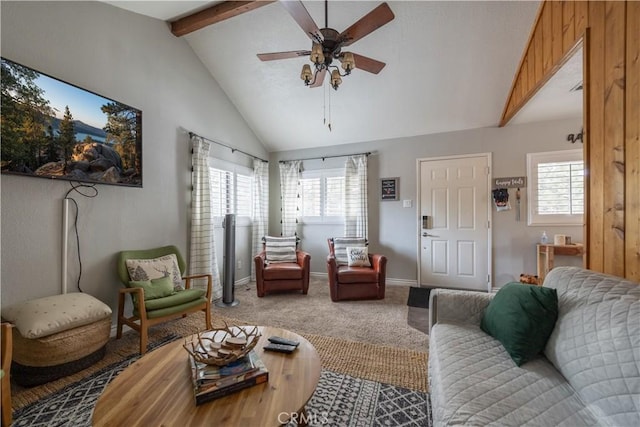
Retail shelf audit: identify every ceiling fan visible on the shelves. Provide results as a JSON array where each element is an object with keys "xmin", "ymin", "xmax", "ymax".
[{"xmin": 257, "ymin": 0, "xmax": 395, "ymax": 90}]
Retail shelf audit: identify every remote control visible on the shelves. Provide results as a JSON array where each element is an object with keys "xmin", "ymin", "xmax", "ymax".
[
  {"xmin": 263, "ymin": 343, "xmax": 297, "ymax": 353},
  {"xmin": 268, "ymin": 336, "xmax": 300, "ymax": 347}
]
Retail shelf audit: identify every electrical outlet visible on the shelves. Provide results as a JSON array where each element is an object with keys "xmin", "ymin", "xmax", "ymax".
[{"xmin": 237, "ymin": 259, "xmax": 242, "ymax": 270}]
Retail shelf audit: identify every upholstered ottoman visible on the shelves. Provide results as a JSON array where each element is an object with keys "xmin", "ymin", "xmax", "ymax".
[{"xmin": 1, "ymin": 293, "xmax": 112, "ymax": 386}]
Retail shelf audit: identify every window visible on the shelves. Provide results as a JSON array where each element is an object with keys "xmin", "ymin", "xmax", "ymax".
[
  {"xmin": 209, "ymin": 159, "xmax": 253, "ymax": 226},
  {"xmin": 300, "ymin": 169, "xmax": 345, "ymax": 223},
  {"xmin": 210, "ymin": 168, "xmax": 234, "ymax": 218},
  {"xmin": 527, "ymin": 149, "xmax": 584, "ymax": 226},
  {"xmin": 235, "ymin": 173, "xmax": 252, "ymax": 218}
]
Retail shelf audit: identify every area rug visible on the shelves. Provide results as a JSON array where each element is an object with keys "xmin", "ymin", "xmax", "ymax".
[
  {"xmin": 11, "ymin": 278, "xmax": 429, "ymax": 413},
  {"xmin": 13, "ymin": 353, "xmax": 432, "ymax": 427},
  {"xmin": 407, "ymin": 287, "xmax": 431, "ymax": 309},
  {"xmin": 11, "ymin": 314, "xmax": 428, "ymax": 411}
]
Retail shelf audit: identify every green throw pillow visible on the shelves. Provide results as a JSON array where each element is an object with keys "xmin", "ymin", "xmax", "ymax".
[
  {"xmin": 480, "ymin": 283, "xmax": 558, "ymax": 366},
  {"xmin": 129, "ymin": 275, "xmax": 175, "ymax": 303}
]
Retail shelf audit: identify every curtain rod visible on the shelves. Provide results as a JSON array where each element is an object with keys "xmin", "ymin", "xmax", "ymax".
[
  {"xmin": 279, "ymin": 151, "xmax": 371, "ymax": 163},
  {"xmin": 189, "ymin": 131, "xmax": 268, "ymax": 163}
]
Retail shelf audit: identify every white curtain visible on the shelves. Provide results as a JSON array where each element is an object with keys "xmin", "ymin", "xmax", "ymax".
[
  {"xmin": 279, "ymin": 161, "xmax": 301, "ymax": 237},
  {"xmin": 251, "ymin": 159, "xmax": 269, "ymax": 281},
  {"xmin": 189, "ymin": 135, "xmax": 222, "ymax": 300},
  {"xmin": 344, "ymin": 154, "xmax": 368, "ymax": 238}
]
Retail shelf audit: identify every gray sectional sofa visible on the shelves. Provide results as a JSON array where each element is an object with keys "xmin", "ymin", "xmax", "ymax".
[{"xmin": 428, "ymin": 266, "xmax": 639, "ymax": 426}]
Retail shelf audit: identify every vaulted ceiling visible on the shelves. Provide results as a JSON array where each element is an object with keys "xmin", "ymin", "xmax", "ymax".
[{"xmin": 105, "ymin": 1, "xmax": 542, "ymax": 152}]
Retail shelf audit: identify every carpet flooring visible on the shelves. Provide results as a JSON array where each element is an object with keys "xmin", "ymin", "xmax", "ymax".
[{"xmin": 224, "ymin": 278, "xmax": 428, "ymax": 352}]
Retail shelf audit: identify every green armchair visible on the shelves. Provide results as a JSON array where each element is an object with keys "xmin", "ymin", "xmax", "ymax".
[{"xmin": 116, "ymin": 245, "xmax": 212, "ymax": 354}]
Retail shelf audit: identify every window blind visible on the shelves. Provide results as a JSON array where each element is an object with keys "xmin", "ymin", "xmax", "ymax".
[
  {"xmin": 325, "ymin": 176, "xmax": 345, "ymax": 217},
  {"xmin": 537, "ymin": 160, "xmax": 584, "ymax": 215},
  {"xmin": 210, "ymin": 168, "xmax": 234, "ymax": 218},
  {"xmin": 300, "ymin": 177, "xmax": 321, "ymax": 217},
  {"xmin": 236, "ymin": 173, "xmax": 253, "ymax": 217},
  {"xmin": 527, "ymin": 149, "xmax": 584, "ymax": 226},
  {"xmin": 299, "ymin": 169, "xmax": 345, "ymax": 222}
]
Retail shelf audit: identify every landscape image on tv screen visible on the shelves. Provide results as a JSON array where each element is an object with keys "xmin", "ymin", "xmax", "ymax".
[{"xmin": 1, "ymin": 57, "xmax": 142, "ymax": 187}]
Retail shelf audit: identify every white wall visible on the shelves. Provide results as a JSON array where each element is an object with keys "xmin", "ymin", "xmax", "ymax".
[
  {"xmin": 0, "ymin": 1, "xmax": 267, "ymax": 309},
  {"xmin": 269, "ymin": 118, "xmax": 584, "ymax": 286}
]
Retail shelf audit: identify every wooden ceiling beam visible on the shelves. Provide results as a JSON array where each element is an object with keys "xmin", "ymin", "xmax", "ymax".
[{"xmin": 171, "ymin": 1, "xmax": 276, "ymax": 37}]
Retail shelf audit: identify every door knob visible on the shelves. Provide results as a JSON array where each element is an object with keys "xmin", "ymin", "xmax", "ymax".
[{"xmin": 422, "ymin": 232, "xmax": 439, "ymax": 237}]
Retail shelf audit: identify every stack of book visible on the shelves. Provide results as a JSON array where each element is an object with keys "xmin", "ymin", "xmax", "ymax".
[{"xmin": 188, "ymin": 349, "xmax": 269, "ymax": 405}]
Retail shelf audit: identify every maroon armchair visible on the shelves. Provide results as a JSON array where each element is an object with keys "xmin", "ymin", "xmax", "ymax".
[
  {"xmin": 326, "ymin": 238, "xmax": 387, "ymax": 302},
  {"xmin": 254, "ymin": 244, "xmax": 310, "ymax": 298}
]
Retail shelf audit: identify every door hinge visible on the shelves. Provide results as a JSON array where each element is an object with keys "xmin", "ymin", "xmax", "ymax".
[
  {"xmin": 486, "ymin": 166, "xmax": 490, "ymax": 175},
  {"xmin": 487, "ymin": 220, "xmax": 490, "ymax": 229},
  {"xmin": 487, "ymin": 274, "xmax": 491, "ymax": 283}
]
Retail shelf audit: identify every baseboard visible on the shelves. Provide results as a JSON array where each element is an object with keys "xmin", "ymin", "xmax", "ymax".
[
  {"xmin": 110, "ymin": 323, "xmax": 125, "ymax": 337},
  {"xmin": 234, "ymin": 276, "xmax": 251, "ymax": 287},
  {"xmin": 310, "ymin": 271, "xmax": 416, "ymax": 286},
  {"xmin": 386, "ymin": 278, "xmax": 418, "ymax": 286},
  {"xmin": 310, "ymin": 272, "xmax": 328, "ymax": 279}
]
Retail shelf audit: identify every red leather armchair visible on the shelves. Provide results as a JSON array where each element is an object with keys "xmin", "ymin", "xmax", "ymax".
[
  {"xmin": 327, "ymin": 238, "xmax": 387, "ymax": 302},
  {"xmin": 254, "ymin": 248, "xmax": 310, "ymax": 297}
]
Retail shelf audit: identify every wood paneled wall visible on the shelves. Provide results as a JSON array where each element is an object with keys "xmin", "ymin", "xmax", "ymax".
[{"xmin": 500, "ymin": 1, "xmax": 640, "ymax": 281}]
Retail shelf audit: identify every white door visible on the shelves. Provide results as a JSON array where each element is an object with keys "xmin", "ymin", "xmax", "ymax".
[{"xmin": 418, "ymin": 154, "xmax": 491, "ymax": 291}]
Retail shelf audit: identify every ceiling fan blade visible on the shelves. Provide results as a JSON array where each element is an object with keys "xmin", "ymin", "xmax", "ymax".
[
  {"xmin": 350, "ymin": 53, "xmax": 386, "ymax": 74},
  {"xmin": 309, "ymin": 68, "xmax": 327, "ymax": 88},
  {"xmin": 339, "ymin": 3, "xmax": 395, "ymax": 47},
  {"xmin": 281, "ymin": 0, "xmax": 323, "ymax": 43},
  {"xmin": 257, "ymin": 50, "xmax": 311, "ymax": 61}
]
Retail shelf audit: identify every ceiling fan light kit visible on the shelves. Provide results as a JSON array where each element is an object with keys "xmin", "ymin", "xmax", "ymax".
[
  {"xmin": 259, "ymin": 0, "xmax": 394, "ymax": 91},
  {"xmin": 310, "ymin": 43, "xmax": 325, "ymax": 65}
]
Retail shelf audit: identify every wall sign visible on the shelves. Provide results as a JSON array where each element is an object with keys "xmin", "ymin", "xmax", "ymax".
[
  {"xmin": 493, "ymin": 176, "xmax": 526, "ymax": 188},
  {"xmin": 381, "ymin": 177, "xmax": 399, "ymax": 201}
]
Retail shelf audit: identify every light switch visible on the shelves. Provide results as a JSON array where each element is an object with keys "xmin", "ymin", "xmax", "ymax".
[{"xmin": 403, "ymin": 200, "xmax": 412, "ymax": 208}]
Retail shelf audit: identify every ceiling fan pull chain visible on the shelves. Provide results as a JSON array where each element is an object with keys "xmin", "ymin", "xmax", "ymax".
[
  {"xmin": 323, "ymin": 82, "xmax": 327, "ymax": 126},
  {"xmin": 323, "ymin": 81, "xmax": 332, "ymax": 131},
  {"xmin": 327, "ymin": 84, "xmax": 332, "ymax": 132}
]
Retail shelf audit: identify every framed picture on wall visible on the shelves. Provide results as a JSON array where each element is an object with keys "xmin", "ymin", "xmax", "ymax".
[{"xmin": 381, "ymin": 177, "xmax": 399, "ymax": 201}]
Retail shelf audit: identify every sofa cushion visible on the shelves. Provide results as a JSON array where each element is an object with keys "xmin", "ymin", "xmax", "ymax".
[
  {"xmin": 2, "ymin": 293, "xmax": 112, "ymax": 339},
  {"xmin": 480, "ymin": 283, "xmax": 558, "ymax": 366},
  {"xmin": 337, "ymin": 266, "xmax": 377, "ymax": 283},
  {"xmin": 125, "ymin": 254, "xmax": 183, "ymax": 290},
  {"xmin": 543, "ymin": 267, "xmax": 640, "ymax": 427},
  {"xmin": 129, "ymin": 276, "xmax": 175, "ymax": 303},
  {"xmin": 263, "ymin": 262, "xmax": 303, "ymax": 280},
  {"xmin": 139, "ymin": 299, "xmax": 207, "ymax": 320},
  {"xmin": 264, "ymin": 236, "xmax": 297, "ymax": 263},
  {"xmin": 346, "ymin": 246, "xmax": 371, "ymax": 267},
  {"xmin": 429, "ymin": 322, "xmax": 600, "ymax": 426},
  {"xmin": 142, "ymin": 288, "xmax": 205, "ymax": 311},
  {"xmin": 333, "ymin": 237, "xmax": 366, "ymax": 266}
]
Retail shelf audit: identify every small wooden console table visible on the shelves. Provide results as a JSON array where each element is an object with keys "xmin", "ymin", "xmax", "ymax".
[{"xmin": 537, "ymin": 243, "xmax": 586, "ymax": 282}]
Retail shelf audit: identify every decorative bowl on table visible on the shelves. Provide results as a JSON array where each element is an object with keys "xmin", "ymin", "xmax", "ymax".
[{"xmin": 182, "ymin": 323, "xmax": 261, "ymax": 366}]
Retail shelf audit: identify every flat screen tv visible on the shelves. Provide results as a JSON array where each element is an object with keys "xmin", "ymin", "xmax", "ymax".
[{"xmin": 1, "ymin": 57, "xmax": 142, "ymax": 187}]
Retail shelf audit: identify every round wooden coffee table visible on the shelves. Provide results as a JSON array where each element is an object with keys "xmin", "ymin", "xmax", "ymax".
[{"xmin": 93, "ymin": 326, "xmax": 321, "ymax": 426}]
